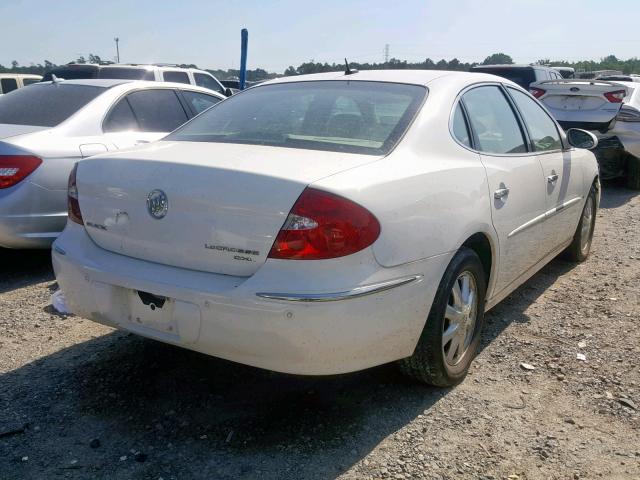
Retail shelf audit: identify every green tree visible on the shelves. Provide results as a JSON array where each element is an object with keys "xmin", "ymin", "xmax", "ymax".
[
  {"xmin": 482, "ymin": 53, "xmax": 513, "ymax": 65},
  {"xmin": 11, "ymin": 60, "xmax": 18, "ymax": 69}
]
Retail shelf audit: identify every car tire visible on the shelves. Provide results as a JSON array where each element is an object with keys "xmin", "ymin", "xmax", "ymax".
[
  {"xmin": 399, "ymin": 247, "xmax": 486, "ymax": 387},
  {"xmin": 565, "ymin": 184, "xmax": 597, "ymax": 262},
  {"xmin": 627, "ymin": 154, "xmax": 640, "ymax": 190}
]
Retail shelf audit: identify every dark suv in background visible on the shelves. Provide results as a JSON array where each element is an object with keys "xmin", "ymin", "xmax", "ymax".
[{"xmin": 469, "ymin": 64, "xmax": 564, "ymax": 89}]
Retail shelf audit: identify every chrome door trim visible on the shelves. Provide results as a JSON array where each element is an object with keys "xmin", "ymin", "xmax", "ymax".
[
  {"xmin": 256, "ymin": 275, "xmax": 423, "ymax": 302},
  {"xmin": 507, "ymin": 196, "xmax": 582, "ymax": 238}
]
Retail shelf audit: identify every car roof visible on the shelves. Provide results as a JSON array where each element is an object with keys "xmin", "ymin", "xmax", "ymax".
[
  {"xmin": 29, "ymin": 78, "xmax": 225, "ymax": 96},
  {"xmin": 261, "ymin": 69, "xmax": 514, "ymax": 88},
  {"xmin": 34, "ymin": 78, "xmax": 133, "ymax": 88},
  {"xmin": 0, "ymin": 73, "xmax": 42, "ymax": 79},
  {"xmin": 471, "ymin": 64, "xmax": 554, "ymax": 71}
]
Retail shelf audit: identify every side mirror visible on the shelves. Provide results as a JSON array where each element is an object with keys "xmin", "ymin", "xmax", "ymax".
[
  {"xmin": 566, "ymin": 128, "xmax": 598, "ymax": 150},
  {"xmin": 224, "ymin": 87, "xmax": 234, "ymax": 97}
]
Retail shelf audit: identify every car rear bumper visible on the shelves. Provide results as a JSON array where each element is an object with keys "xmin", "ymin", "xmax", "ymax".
[
  {"xmin": 52, "ymin": 222, "xmax": 452, "ymax": 375},
  {"xmin": 0, "ymin": 181, "xmax": 67, "ymax": 248}
]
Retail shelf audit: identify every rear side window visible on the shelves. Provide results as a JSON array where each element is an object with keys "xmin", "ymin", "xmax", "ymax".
[
  {"xmin": 452, "ymin": 103, "xmax": 472, "ymax": 148},
  {"xmin": 163, "ymin": 71, "xmax": 190, "ymax": 84},
  {"xmin": 0, "ymin": 84, "xmax": 105, "ymax": 127},
  {"xmin": 508, "ymin": 88, "xmax": 562, "ymax": 152},
  {"xmin": 194, "ymin": 73, "xmax": 223, "ymax": 93},
  {"xmin": 1, "ymin": 78, "xmax": 18, "ymax": 94},
  {"xmin": 103, "ymin": 98, "xmax": 138, "ymax": 132},
  {"xmin": 462, "ymin": 86, "xmax": 527, "ymax": 154},
  {"xmin": 22, "ymin": 78, "xmax": 40, "ymax": 86},
  {"xmin": 167, "ymin": 81, "xmax": 426, "ymax": 155},
  {"xmin": 125, "ymin": 89, "xmax": 188, "ymax": 132},
  {"xmin": 99, "ymin": 67, "xmax": 154, "ymax": 80},
  {"xmin": 181, "ymin": 91, "xmax": 222, "ymax": 114}
]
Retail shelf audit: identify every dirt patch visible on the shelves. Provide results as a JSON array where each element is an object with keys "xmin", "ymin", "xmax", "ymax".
[{"xmin": 0, "ymin": 185, "xmax": 638, "ymax": 479}]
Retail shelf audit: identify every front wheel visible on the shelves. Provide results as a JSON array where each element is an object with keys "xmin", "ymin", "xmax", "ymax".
[
  {"xmin": 399, "ymin": 248, "xmax": 486, "ymax": 387},
  {"xmin": 565, "ymin": 184, "xmax": 597, "ymax": 262}
]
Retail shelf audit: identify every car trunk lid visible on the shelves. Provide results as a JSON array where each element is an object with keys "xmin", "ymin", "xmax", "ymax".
[
  {"xmin": 77, "ymin": 141, "xmax": 380, "ymax": 276},
  {"xmin": 532, "ymin": 80, "xmax": 630, "ymax": 126},
  {"xmin": 0, "ymin": 124, "xmax": 48, "ymax": 140}
]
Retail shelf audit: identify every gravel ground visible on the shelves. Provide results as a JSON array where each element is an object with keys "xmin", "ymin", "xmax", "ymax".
[{"xmin": 0, "ymin": 184, "xmax": 638, "ymax": 480}]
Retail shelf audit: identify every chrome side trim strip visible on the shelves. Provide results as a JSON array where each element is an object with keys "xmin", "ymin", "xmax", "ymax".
[
  {"xmin": 256, "ymin": 275, "xmax": 423, "ymax": 302},
  {"xmin": 544, "ymin": 196, "xmax": 582, "ymax": 219},
  {"xmin": 508, "ymin": 196, "xmax": 582, "ymax": 238},
  {"xmin": 507, "ymin": 212, "xmax": 547, "ymax": 238}
]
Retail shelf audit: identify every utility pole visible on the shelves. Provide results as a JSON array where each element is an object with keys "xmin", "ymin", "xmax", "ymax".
[
  {"xmin": 384, "ymin": 44, "xmax": 390, "ymax": 63},
  {"xmin": 114, "ymin": 37, "xmax": 120, "ymax": 63}
]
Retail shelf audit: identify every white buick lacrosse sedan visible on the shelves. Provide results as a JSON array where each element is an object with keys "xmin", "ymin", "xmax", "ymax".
[{"xmin": 52, "ymin": 70, "xmax": 600, "ymax": 386}]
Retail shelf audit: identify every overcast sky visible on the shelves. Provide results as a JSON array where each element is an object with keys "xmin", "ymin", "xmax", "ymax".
[{"xmin": 1, "ymin": 0, "xmax": 638, "ymax": 73}]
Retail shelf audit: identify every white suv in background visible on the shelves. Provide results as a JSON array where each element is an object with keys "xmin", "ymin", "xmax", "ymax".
[
  {"xmin": 42, "ymin": 64, "xmax": 228, "ymax": 95},
  {"xmin": 0, "ymin": 74, "xmax": 42, "ymax": 95}
]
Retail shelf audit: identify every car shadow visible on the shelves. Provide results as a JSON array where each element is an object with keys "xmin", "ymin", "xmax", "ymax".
[
  {"xmin": 0, "ymin": 248, "xmax": 54, "ymax": 294},
  {"xmin": 0, "ymin": 261, "xmax": 575, "ymax": 480},
  {"xmin": 599, "ymin": 180, "xmax": 638, "ymax": 209}
]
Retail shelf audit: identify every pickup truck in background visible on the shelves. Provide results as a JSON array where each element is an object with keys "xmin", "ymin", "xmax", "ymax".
[{"xmin": 530, "ymin": 79, "xmax": 640, "ymax": 189}]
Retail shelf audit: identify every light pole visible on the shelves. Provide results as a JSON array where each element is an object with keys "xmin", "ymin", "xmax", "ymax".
[{"xmin": 114, "ymin": 37, "xmax": 120, "ymax": 63}]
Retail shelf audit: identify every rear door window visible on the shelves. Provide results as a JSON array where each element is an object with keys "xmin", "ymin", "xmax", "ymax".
[
  {"xmin": 22, "ymin": 78, "xmax": 40, "ymax": 86},
  {"xmin": 452, "ymin": 103, "xmax": 472, "ymax": 148},
  {"xmin": 181, "ymin": 91, "xmax": 222, "ymax": 115},
  {"xmin": 194, "ymin": 73, "xmax": 223, "ymax": 93},
  {"xmin": 1, "ymin": 78, "xmax": 18, "ymax": 94},
  {"xmin": 0, "ymin": 84, "xmax": 105, "ymax": 126},
  {"xmin": 125, "ymin": 89, "xmax": 188, "ymax": 132},
  {"xmin": 103, "ymin": 98, "xmax": 139, "ymax": 132},
  {"xmin": 462, "ymin": 85, "xmax": 527, "ymax": 154},
  {"xmin": 163, "ymin": 71, "xmax": 190, "ymax": 84},
  {"xmin": 507, "ymin": 88, "xmax": 562, "ymax": 152}
]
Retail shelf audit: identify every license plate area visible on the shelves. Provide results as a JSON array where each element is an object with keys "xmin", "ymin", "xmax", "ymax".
[{"xmin": 129, "ymin": 289, "xmax": 175, "ymax": 334}]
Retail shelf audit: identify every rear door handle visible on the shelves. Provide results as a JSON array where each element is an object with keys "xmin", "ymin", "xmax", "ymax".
[
  {"xmin": 547, "ymin": 174, "xmax": 559, "ymax": 184},
  {"xmin": 494, "ymin": 188, "xmax": 510, "ymax": 200}
]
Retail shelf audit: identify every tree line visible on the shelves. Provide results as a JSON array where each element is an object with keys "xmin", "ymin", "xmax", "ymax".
[{"xmin": 2, "ymin": 53, "xmax": 640, "ymax": 79}]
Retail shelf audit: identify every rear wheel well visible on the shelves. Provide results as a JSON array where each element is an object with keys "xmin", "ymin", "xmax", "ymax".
[{"xmin": 462, "ymin": 233, "xmax": 493, "ymax": 286}]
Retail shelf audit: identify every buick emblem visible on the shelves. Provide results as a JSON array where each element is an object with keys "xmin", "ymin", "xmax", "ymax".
[{"xmin": 146, "ymin": 189, "xmax": 168, "ymax": 219}]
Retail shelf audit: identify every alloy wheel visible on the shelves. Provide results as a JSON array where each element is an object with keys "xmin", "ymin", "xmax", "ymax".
[{"xmin": 442, "ymin": 271, "xmax": 478, "ymax": 366}]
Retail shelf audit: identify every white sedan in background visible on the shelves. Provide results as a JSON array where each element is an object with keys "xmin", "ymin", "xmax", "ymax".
[
  {"xmin": 0, "ymin": 79, "xmax": 224, "ymax": 248},
  {"xmin": 530, "ymin": 78, "xmax": 640, "ymax": 188},
  {"xmin": 53, "ymin": 70, "xmax": 599, "ymax": 386}
]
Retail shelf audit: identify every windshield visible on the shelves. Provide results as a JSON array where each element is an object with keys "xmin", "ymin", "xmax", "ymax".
[
  {"xmin": 0, "ymin": 84, "xmax": 105, "ymax": 127},
  {"xmin": 167, "ymin": 80, "xmax": 426, "ymax": 155}
]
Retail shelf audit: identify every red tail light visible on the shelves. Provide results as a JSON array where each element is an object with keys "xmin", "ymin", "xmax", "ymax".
[
  {"xmin": 268, "ymin": 188, "xmax": 380, "ymax": 260},
  {"xmin": 68, "ymin": 163, "xmax": 84, "ymax": 225},
  {"xmin": 0, "ymin": 155, "xmax": 42, "ymax": 189},
  {"xmin": 529, "ymin": 87, "xmax": 546, "ymax": 99},
  {"xmin": 604, "ymin": 90, "xmax": 626, "ymax": 103}
]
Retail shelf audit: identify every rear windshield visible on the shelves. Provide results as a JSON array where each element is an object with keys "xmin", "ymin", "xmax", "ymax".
[
  {"xmin": 98, "ymin": 67, "xmax": 154, "ymax": 80},
  {"xmin": 0, "ymin": 84, "xmax": 105, "ymax": 127},
  {"xmin": 472, "ymin": 68, "xmax": 536, "ymax": 89},
  {"xmin": 42, "ymin": 67, "xmax": 98, "ymax": 81},
  {"xmin": 167, "ymin": 80, "xmax": 426, "ymax": 155}
]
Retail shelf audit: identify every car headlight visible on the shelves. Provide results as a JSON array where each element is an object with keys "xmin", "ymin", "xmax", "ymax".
[{"xmin": 616, "ymin": 105, "xmax": 640, "ymax": 122}]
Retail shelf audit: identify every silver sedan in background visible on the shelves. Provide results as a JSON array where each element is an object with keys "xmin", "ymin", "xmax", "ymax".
[{"xmin": 0, "ymin": 79, "xmax": 224, "ymax": 248}]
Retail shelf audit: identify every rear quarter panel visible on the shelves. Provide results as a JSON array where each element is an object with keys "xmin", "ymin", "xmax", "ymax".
[{"xmin": 312, "ymin": 85, "xmax": 496, "ymax": 268}]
